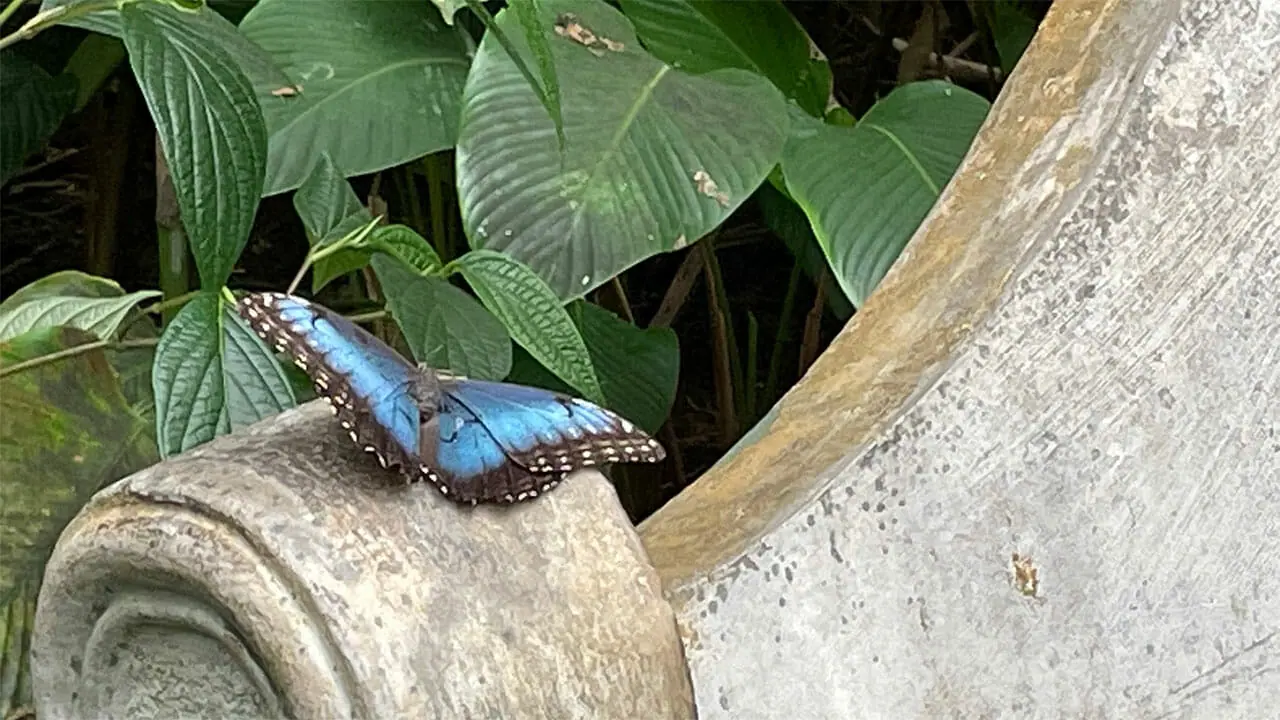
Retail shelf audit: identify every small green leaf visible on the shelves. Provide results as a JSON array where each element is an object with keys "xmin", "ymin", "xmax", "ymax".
[
  {"xmin": 152, "ymin": 292, "xmax": 295, "ymax": 457},
  {"xmin": 294, "ymin": 153, "xmax": 369, "ymax": 240},
  {"xmin": 363, "ymin": 225, "xmax": 444, "ymax": 275},
  {"xmin": 0, "ymin": 52, "xmax": 78, "ymax": 184},
  {"xmin": 0, "ymin": 290, "xmax": 160, "ymax": 343},
  {"xmin": 0, "ymin": 326, "xmax": 155, "ymax": 607},
  {"xmin": 121, "ymin": 1, "xmax": 268, "ymax": 290},
  {"xmin": 453, "ymin": 250, "xmax": 601, "ymax": 402},
  {"xmin": 508, "ymin": 0, "xmax": 564, "ymax": 146},
  {"xmin": 572, "ymin": 301, "xmax": 677, "ymax": 433},
  {"xmin": 506, "ymin": 301, "xmax": 678, "ymax": 433},
  {"xmin": 293, "ymin": 153, "xmax": 374, "ymax": 291},
  {"xmin": 782, "ymin": 81, "xmax": 990, "ymax": 306},
  {"xmin": 371, "ymin": 254, "xmax": 511, "ymax": 380}
]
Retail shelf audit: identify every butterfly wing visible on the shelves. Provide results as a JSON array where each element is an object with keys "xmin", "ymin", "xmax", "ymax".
[
  {"xmin": 418, "ymin": 392, "xmax": 562, "ymax": 503},
  {"xmin": 236, "ymin": 292, "xmax": 424, "ymax": 475},
  {"xmin": 439, "ymin": 378, "xmax": 665, "ymax": 474},
  {"xmin": 236, "ymin": 292, "xmax": 666, "ymax": 506}
]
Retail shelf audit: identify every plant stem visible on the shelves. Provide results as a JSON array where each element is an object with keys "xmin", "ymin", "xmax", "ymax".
[
  {"xmin": 0, "ymin": 338, "xmax": 158, "ymax": 378},
  {"xmin": 699, "ymin": 241, "xmax": 737, "ymax": 445},
  {"xmin": 142, "ymin": 289, "xmax": 200, "ymax": 317},
  {"xmin": 347, "ymin": 309, "xmax": 388, "ymax": 325},
  {"xmin": 286, "ymin": 261, "xmax": 309, "ymax": 296},
  {"xmin": 422, "ymin": 155, "xmax": 448, "ymax": 260},
  {"xmin": 0, "ymin": 0, "xmax": 117, "ymax": 52},
  {"xmin": 0, "ymin": 0, "xmax": 27, "ymax": 30},
  {"xmin": 764, "ymin": 261, "xmax": 802, "ymax": 405},
  {"xmin": 702, "ymin": 241, "xmax": 744, "ymax": 434}
]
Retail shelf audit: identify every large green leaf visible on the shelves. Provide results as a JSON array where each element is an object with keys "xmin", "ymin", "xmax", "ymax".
[
  {"xmin": 152, "ymin": 292, "xmax": 296, "ymax": 457},
  {"xmin": 618, "ymin": 0, "xmax": 830, "ymax": 117},
  {"xmin": 121, "ymin": 2, "xmax": 268, "ymax": 290},
  {"xmin": 0, "ymin": 270, "xmax": 129, "ymax": 309},
  {"xmin": 782, "ymin": 81, "xmax": 990, "ymax": 306},
  {"xmin": 0, "ymin": 326, "xmax": 155, "ymax": 607},
  {"xmin": 0, "ymin": 290, "xmax": 159, "ymax": 343},
  {"xmin": 38, "ymin": 1, "xmax": 295, "ymax": 92},
  {"xmin": 292, "ymin": 153, "xmax": 373, "ymax": 292},
  {"xmin": 0, "ymin": 271, "xmax": 160, "ymax": 426},
  {"xmin": 507, "ymin": 301, "xmax": 678, "ymax": 434},
  {"xmin": 755, "ymin": 183, "xmax": 853, "ymax": 320},
  {"xmin": 453, "ymin": 250, "xmax": 601, "ymax": 402},
  {"xmin": 365, "ymin": 225, "xmax": 444, "ymax": 276},
  {"xmin": 371, "ymin": 254, "xmax": 511, "ymax": 380},
  {"xmin": 239, "ymin": 0, "xmax": 472, "ymax": 195},
  {"xmin": 572, "ymin": 301, "xmax": 677, "ymax": 433},
  {"xmin": 0, "ymin": 52, "xmax": 78, "ymax": 184},
  {"xmin": 456, "ymin": 0, "xmax": 788, "ymax": 300}
]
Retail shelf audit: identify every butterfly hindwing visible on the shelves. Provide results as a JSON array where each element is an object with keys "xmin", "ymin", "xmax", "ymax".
[
  {"xmin": 422, "ymin": 392, "xmax": 563, "ymax": 504},
  {"xmin": 438, "ymin": 378, "xmax": 666, "ymax": 475}
]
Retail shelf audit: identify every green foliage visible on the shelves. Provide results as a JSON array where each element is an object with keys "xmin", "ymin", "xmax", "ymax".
[
  {"xmin": 508, "ymin": 301, "xmax": 679, "ymax": 434},
  {"xmin": 783, "ymin": 81, "xmax": 991, "ymax": 306},
  {"xmin": 0, "ymin": 0, "xmax": 1016, "ymax": 614},
  {"xmin": 987, "ymin": 1, "xmax": 1041, "ymax": 75},
  {"xmin": 292, "ymin": 153, "xmax": 377, "ymax": 292},
  {"xmin": 453, "ymin": 249, "xmax": 603, "ymax": 402},
  {"xmin": 239, "ymin": 0, "xmax": 472, "ymax": 195},
  {"xmin": 0, "ymin": 581, "xmax": 37, "ymax": 717},
  {"xmin": 0, "ymin": 326, "xmax": 156, "ymax": 606},
  {"xmin": 121, "ymin": 0, "xmax": 267, "ymax": 290},
  {"xmin": 372, "ymin": 253, "xmax": 512, "ymax": 380},
  {"xmin": 456, "ymin": 0, "xmax": 789, "ymax": 300},
  {"xmin": 0, "ymin": 51, "xmax": 76, "ymax": 184},
  {"xmin": 619, "ymin": 0, "xmax": 831, "ymax": 117},
  {"xmin": 151, "ymin": 292, "xmax": 296, "ymax": 457}
]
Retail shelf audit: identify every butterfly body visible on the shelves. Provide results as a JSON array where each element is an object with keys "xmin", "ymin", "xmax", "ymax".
[{"xmin": 236, "ymin": 292, "xmax": 665, "ymax": 504}]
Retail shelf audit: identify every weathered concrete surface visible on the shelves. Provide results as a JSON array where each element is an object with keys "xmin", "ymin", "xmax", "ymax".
[
  {"xmin": 31, "ymin": 402, "xmax": 693, "ymax": 719},
  {"xmin": 640, "ymin": 0, "xmax": 1279, "ymax": 717}
]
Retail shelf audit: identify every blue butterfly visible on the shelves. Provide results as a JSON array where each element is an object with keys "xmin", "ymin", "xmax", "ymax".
[{"xmin": 235, "ymin": 292, "xmax": 665, "ymax": 504}]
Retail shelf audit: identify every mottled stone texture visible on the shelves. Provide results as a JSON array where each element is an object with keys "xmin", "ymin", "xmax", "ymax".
[
  {"xmin": 641, "ymin": 0, "xmax": 1279, "ymax": 717},
  {"xmin": 31, "ymin": 402, "xmax": 693, "ymax": 719}
]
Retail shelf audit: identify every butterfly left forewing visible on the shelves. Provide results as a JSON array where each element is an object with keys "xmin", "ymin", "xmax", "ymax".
[{"xmin": 236, "ymin": 292, "xmax": 425, "ymax": 481}]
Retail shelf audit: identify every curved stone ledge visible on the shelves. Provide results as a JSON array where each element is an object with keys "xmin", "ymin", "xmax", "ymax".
[
  {"xmin": 641, "ymin": 0, "xmax": 1279, "ymax": 716},
  {"xmin": 32, "ymin": 402, "xmax": 693, "ymax": 719}
]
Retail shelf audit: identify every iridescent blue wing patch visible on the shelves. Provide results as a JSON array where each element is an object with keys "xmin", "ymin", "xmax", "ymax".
[
  {"xmin": 427, "ymin": 378, "xmax": 665, "ymax": 503},
  {"xmin": 236, "ymin": 292, "xmax": 666, "ymax": 505},
  {"xmin": 236, "ymin": 292, "xmax": 426, "ymax": 475}
]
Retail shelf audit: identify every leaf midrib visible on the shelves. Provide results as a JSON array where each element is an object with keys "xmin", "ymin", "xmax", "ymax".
[
  {"xmin": 269, "ymin": 56, "xmax": 470, "ymax": 141},
  {"xmin": 566, "ymin": 64, "xmax": 672, "ymax": 241},
  {"xmin": 865, "ymin": 122, "xmax": 940, "ymax": 196}
]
